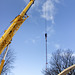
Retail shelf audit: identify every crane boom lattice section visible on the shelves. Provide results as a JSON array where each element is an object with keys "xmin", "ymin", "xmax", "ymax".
[{"xmin": 0, "ymin": 0, "xmax": 34, "ymax": 54}]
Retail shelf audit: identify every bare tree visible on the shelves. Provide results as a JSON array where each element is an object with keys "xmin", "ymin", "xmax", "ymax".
[
  {"xmin": 43, "ymin": 49, "xmax": 75, "ymax": 75},
  {"xmin": 0, "ymin": 47, "xmax": 15, "ymax": 75}
]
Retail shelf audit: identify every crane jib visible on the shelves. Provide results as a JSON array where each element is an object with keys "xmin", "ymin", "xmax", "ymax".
[
  {"xmin": 26, "ymin": 0, "xmax": 35, "ymax": 13},
  {"xmin": 26, "ymin": 3, "xmax": 33, "ymax": 13},
  {"xmin": 0, "ymin": 0, "xmax": 34, "ymax": 55}
]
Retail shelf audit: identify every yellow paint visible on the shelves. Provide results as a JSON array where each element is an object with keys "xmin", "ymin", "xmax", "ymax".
[
  {"xmin": 0, "ymin": 0, "xmax": 34, "ymax": 74},
  {"xmin": 0, "ymin": 60, "xmax": 5, "ymax": 75},
  {"xmin": 58, "ymin": 64, "xmax": 75, "ymax": 75},
  {"xmin": 0, "ymin": 0, "xmax": 34, "ymax": 54}
]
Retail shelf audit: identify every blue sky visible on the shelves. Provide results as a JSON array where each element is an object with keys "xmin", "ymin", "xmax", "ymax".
[{"xmin": 0, "ymin": 0, "xmax": 75, "ymax": 75}]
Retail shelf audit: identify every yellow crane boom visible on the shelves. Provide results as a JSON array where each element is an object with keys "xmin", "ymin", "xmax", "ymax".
[
  {"xmin": 0, "ymin": 0, "xmax": 34, "ymax": 74},
  {"xmin": 58, "ymin": 64, "xmax": 75, "ymax": 75},
  {"xmin": 0, "ymin": 46, "xmax": 9, "ymax": 74},
  {"xmin": 0, "ymin": 0, "xmax": 34, "ymax": 55},
  {"xmin": 0, "ymin": 0, "xmax": 75, "ymax": 75}
]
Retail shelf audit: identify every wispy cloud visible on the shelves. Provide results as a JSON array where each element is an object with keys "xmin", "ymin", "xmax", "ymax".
[
  {"xmin": 46, "ymin": 25, "xmax": 55, "ymax": 37},
  {"xmin": 41, "ymin": 0, "xmax": 61, "ymax": 24},
  {"xmin": 72, "ymin": 53, "xmax": 75, "ymax": 57},
  {"xmin": 24, "ymin": 0, "xmax": 63, "ymax": 24},
  {"xmin": 32, "ymin": 39, "xmax": 36, "ymax": 44},
  {"xmin": 24, "ymin": 36, "xmax": 40, "ymax": 44},
  {"xmin": 48, "ymin": 54, "xmax": 52, "ymax": 60},
  {"xmin": 41, "ymin": 0, "xmax": 55, "ymax": 23},
  {"xmin": 24, "ymin": 0, "xmax": 29, "ymax": 4},
  {"xmin": 24, "ymin": 0, "xmax": 39, "ymax": 8},
  {"xmin": 54, "ymin": 44, "xmax": 60, "ymax": 49},
  {"xmin": 55, "ymin": 0, "xmax": 60, "ymax": 3},
  {"xmin": 24, "ymin": 39, "xmax": 36, "ymax": 44}
]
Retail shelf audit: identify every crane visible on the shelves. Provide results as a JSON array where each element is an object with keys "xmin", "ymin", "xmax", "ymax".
[
  {"xmin": 58, "ymin": 64, "xmax": 75, "ymax": 75},
  {"xmin": 0, "ymin": 0, "xmax": 75, "ymax": 75},
  {"xmin": 0, "ymin": 0, "xmax": 34, "ymax": 74}
]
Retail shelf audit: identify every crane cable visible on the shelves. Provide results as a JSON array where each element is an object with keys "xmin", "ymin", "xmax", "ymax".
[
  {"xmin": 45, "ymin": 33, "xmax": 48, "ymax": 70},
  {"xmin": 45, "ymin": 1, "xmax": 48, "ymax": 71}
]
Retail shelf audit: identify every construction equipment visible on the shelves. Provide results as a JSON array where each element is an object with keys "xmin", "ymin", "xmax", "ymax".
[
  {"xmin": 58, "ymin": 64, "xmax": 75, "ymax": 75},
  {"xmin": 0, "ymin": 0, "xmax": 34, "ymax": 74},
  {"xmin": 0, "ymin": 0, "xmax": 75, "ymax": 75},
  {"xmin": 0, "ymin": 45, "xmax": 9, "ymax": 74}
]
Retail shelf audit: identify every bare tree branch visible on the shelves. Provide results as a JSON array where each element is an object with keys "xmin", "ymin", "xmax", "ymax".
[
  {"xmin": 0, "ymin": 48, "xmax": 15, "ymax": 75},
  {"xmin": 43, "ymin": 49, "xmax": 75, "ymax": 75}
]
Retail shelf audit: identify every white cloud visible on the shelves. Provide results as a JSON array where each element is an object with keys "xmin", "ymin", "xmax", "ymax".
[
  {"xmin": 24, "ymin": 0, "xmax": 39, "ymax": 8},
  {"xmin": 31, "ymin": 36, "xmax": 41, "ymax": 44},
  {"xmin": 24, "ymin": 36, "xmax": 40, "ymax": 44},
  {"xmin": 46, "ymin": 25, "xmax": 55, "ymax": 37},
  {"xmin": 41, "ymin": 0, "xmax": 55, "ymax": 24},
  {"xmin": 32, "ymin": 39, "xmax": 36, "ymax": 44},
  {"xmin": 24, "ymin": 0, "xmax": 63, "ymax": 24},
  {"xmin": 24, "ymin": 0, "xmax": 29, "ymax": 4},
  {"xmin": 55, "ymin": 0, "xmax": 60, "ymax": 3},
  {"xmin": 24, "ymin": 40, "xmax": 29, "ymax": 44},
  {"xmin": 41, "ymin": 0, "xmax": 61, "ymax": 24},
  {"xmin": 72, "ymin": 53, "xmax": 75, "ymax": 57},
  {"xmin": 24, "ymin": 39, "xmax": 36, "ymax": 44},
  {"xmin": 32, "ymin": 0, "xmax": 39, "ymax": 8},
  {"xmin": 47, "ymin": 25, "xmax": 54, "ymax": 32},
  {"xmin": 48, "ymin": 54, "xmax": 52, "ymax": 60},
  {"xmin": 55, "ymin": 44, "xmax": 60, "ymax": 49}
]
